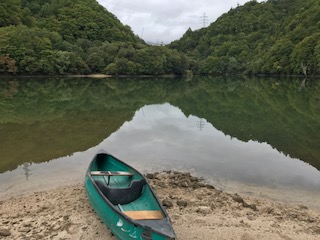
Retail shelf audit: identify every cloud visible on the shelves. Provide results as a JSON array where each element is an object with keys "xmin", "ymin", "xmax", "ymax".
[{"xmin": 97, "ymin": 0, "xmax": 262, "ymax": 44}]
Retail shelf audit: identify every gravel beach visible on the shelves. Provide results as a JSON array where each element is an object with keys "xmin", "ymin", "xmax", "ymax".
[{"xmin": 1, "ymin": 171, "xmax": 320, "ymax": 240}]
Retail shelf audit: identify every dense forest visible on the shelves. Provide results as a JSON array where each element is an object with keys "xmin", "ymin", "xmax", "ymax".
[
  {"xmin": 0, "ymin": 0, "xmax": 188, "ymax": 75},
  {"xmin": 170, "ymin": 0, "xmax": 320, "ymax": 76},
  {"xmin": 0, "ymin": 0, "xmax": 319, "ymax": 76}
]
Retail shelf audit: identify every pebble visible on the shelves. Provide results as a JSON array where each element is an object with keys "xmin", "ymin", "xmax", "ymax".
[
  {"xmin": 145, "ymin": 173, "xmax": 155, "ymax": 179},
  {"xmin": 23, "ymin": 222, "xmax": 32, "ymax": 227},
  {"xmin": 196, "ymin": 206, "xmax": 211, "ymax": 215},
  {"xmin": 313, "ymin": 227, "xmax": 320, "ymax": 234},
  {"xmin": 162, "ymin": 200, "xmax": 173, "ymax": 208},
  {"xmin": 18, "ymin": 227, "xmax": 31, "ymax": 233},
  {"xmin": 232, "ymin": 193, "xmax": 245, "ymax": 204},
  {"xmin": 181, "ymin": 182, "xmax": 189, "ymax": 187},
  {"xmin": 0, "ymin": 229, "xmax": 11, "ymax": 236},
  {"xmin": 177, "ymin": 200, "xmax": 188, "ymax": 207}
]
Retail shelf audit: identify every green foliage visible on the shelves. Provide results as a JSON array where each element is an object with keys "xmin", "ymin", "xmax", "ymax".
[
  {"xmin": 0, "ymin": 0, "xmax": 191, "ymax": 75},
  {"xmin": 0, "ymin": 0, "xmax": 24, "ymax": 27},
  {"xmin": 101, "ymin": 44, "xmax": 189, "ymax": 75},
  {"xmin": 0, "ymin": 25, "xmax": 89, "ymax": 74},
  {"xmin": 170, "ymin": 0, "xmax": 320, "ymax": 76},
  {"xmin": 2, "ymin": 0, "xmax": 320, "ymax": 76},
  {"xmin": 34, "ymin": 0, "xmax": 136, "ymax": 43}
]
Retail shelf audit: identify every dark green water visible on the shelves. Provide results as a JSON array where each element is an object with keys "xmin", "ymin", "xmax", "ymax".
[{"xmin": 0, "ymin": 76, "xmax": 320, "ymax": 201}]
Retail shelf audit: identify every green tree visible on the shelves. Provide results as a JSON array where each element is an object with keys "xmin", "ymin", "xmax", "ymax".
[
  {"xmin": 0, "ymin": 0, "xmax": 23, "ymax": 27},
  {"xmin": 291, "ymin": 33, "xmax": 320, "ymax": 74},
  {"xmin": 0, "ymin": 55, "xmax": 17, "ymax": 73}
]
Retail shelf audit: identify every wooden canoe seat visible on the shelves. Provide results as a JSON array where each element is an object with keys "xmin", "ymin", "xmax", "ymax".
[
  {"xmin": 91, "ymin": 171, "xmax": 134, "ymax": 176},
  {"xmin": 123, "ymin": 210, "xmax": 164, "ymax": 220}
]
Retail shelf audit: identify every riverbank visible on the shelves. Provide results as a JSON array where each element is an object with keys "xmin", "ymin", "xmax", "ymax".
[{"xmin": 1, "ymin": 171, "xmax": 320, "ymax": 239}]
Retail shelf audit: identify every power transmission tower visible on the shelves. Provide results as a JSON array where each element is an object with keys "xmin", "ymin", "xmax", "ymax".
[
  {"xmin": 196, "ymin": 119, "xmax": 205, "ymax": 131},
  {"xmin": 200, "ymin": 13, "xmax": 209, "ymax": 28}
]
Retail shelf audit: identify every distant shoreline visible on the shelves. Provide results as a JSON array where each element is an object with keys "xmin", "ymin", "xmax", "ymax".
[
  {"xmin": 1, "ymin": 73, "xmax": 318, "ymax": 79},
  {"xmin": 0, "ymin": 73, "xmax": 181, "ymax": 79}
]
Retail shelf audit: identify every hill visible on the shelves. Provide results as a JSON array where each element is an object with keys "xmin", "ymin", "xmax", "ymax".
[
  {"xmin": 0, "ymin": 0, "xmax": 140, "ymax": 74},
  {"xmin": 169, "ymin": 0, "xmax": 320, "ymax": 76},
  {"xmin": 0, "ymin": 0, "xmax": 190, "ymax": 75},
  {"xmin": 1, "ymin": 0, "xmax": 137, "ymax": 42},
  {"xmin": 2, "ymin": 0, "xmax": 319, "ymax": 76}
]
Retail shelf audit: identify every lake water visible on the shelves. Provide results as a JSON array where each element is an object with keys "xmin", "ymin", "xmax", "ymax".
[{"xmin": 0, "ymin": 76, "xmax": 320, "ymax": 207}]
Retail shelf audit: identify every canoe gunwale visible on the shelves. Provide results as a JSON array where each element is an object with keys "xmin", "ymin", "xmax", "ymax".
[{"xmin": 86, "ymin": 150, "xmax": 176, "ymax": 239}]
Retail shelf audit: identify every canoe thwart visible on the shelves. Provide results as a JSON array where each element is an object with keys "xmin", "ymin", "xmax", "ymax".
[
  {"xmin": 123, "ymin": 210, "xmax": 164, "ymax": 220},
  {"xmin": 91, "ymin": 171, "xmax": 134, "ymax": 176}
]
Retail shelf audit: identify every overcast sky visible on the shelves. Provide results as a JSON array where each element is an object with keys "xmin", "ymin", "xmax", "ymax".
[{"xmin": 97, "ymin": 0, "xmax": 263, "ymax": 44}]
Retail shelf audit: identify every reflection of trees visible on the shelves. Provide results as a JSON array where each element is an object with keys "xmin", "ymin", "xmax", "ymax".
[
  {"xmin": 299, "ymin": 78, "xmax": 307, "ymax": 91},
  {"xmin": 179, "ymin": 77, "xmax": 320, "ymax": 171},
  {"xmin": 1, "ymin": 80, "xmax": 19, "ymax": 98},
  {"xmin": 0, "ymin": 76, "xmax": 319, "ymax": 172}
]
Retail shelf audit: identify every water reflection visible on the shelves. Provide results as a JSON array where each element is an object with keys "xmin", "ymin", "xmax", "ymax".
[
  {"xmin": 1, "ymin": 76, "xmax": 319, "ymax": 173},
  {"xmin": 1, "ymin": 103, "xmax": 320, "ymax": 201},
  {"xmin": 22, "ymin": 163, "xmax": 32, "ymax": 180},
  {"xmin": 0, "ymin": 76, "xmax": 320, "ymax": 204},
  {"xmin": 105, "ymin": 104, "xmax": 320, "ymax": 190}
]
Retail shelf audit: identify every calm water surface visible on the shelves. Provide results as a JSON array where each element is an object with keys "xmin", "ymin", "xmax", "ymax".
[{"xmin": 0, "ymin": 77, "xmax": 319, "ymax": 206}]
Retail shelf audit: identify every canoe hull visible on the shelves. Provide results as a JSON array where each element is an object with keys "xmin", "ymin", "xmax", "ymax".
[{"xmin": 84, "ymin": 151, "xmax": 176, "ymax": 240}]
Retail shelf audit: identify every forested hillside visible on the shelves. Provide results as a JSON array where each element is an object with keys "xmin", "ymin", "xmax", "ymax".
[
  {"xmin": 1, "ymin": 0, "xmax": 320, "ymax": 76},
  {"xmin": 0, "ymin": 0, "xmax": 189, "ymax": 75},
  {"xmin": 170, "ymin": 0, "xmax": 320, "ymax": 76}
]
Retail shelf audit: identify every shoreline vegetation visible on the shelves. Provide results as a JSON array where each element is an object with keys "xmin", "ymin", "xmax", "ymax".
[
  {"xmin": 1, "ymin": 171, "xmax": 320, "ymax": 239},
  {"xmin": 1, "ymin": 73, "xmax": 319, "ymax": 79}
]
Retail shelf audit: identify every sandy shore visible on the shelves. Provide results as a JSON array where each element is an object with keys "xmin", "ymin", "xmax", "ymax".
[{"xmin": 1, "ymin": 171, "xmax": 320, "ymax": 240}]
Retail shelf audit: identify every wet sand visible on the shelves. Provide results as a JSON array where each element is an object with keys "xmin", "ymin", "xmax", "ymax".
[{"xmin": 1, "ymin": 171, "xmax": 320, "ymax": 239}]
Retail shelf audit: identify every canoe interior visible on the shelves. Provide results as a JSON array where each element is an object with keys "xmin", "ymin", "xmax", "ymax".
[{"xmin": 89, "ymin": 153, "xmax": 162, "ymax": 213}]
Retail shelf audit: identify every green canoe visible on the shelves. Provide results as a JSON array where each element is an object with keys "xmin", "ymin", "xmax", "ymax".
[{"xmin": 84, "ymin": 151, "xmax": 176, "ymax": 240}]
